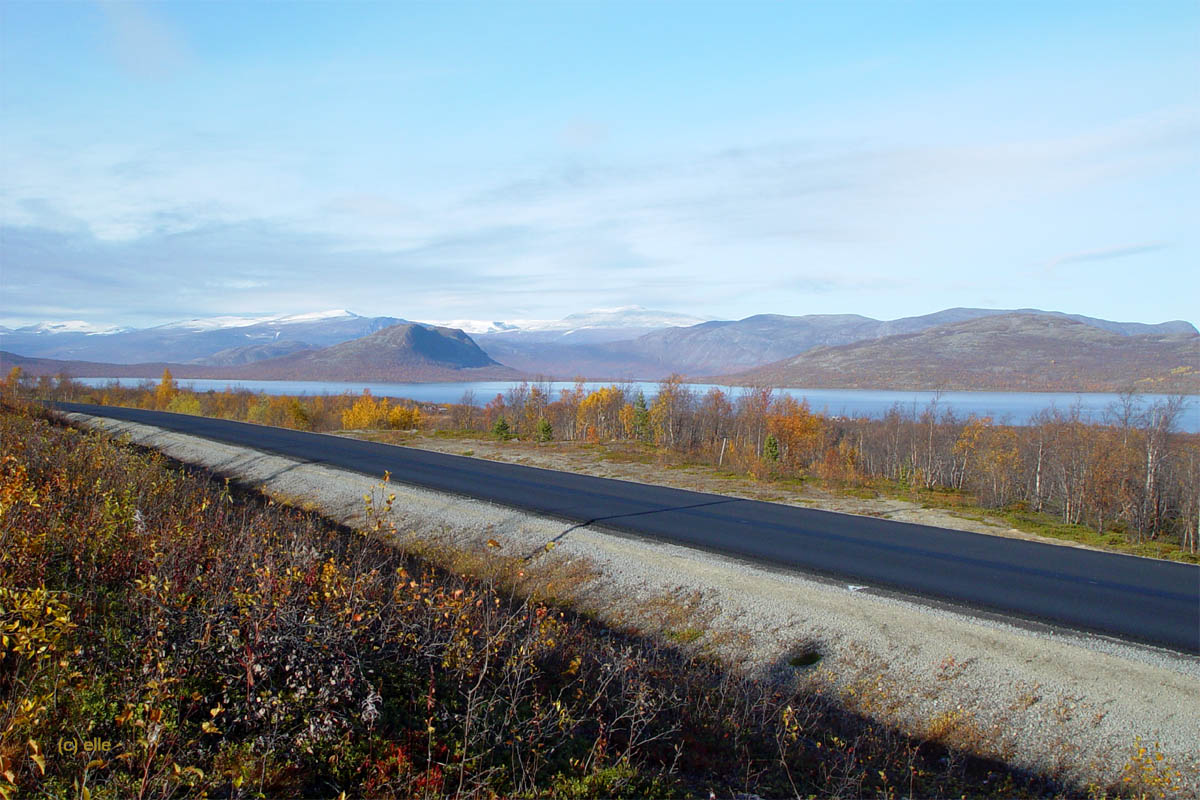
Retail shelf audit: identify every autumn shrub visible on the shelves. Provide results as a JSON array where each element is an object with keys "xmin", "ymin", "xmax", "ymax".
[
  {"xmin": 165, "ymin": 393, "xmax": 202, "ymax": 416},
  {"xmin": 387, "ymin": 403, "xmax": 421, "ymax": 430},
  {"xmin": 2, "ymin": 404, "xmax": 687, "ymax": 797}
]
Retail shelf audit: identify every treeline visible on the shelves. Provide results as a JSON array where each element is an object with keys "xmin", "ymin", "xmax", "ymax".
[
  {"xmin": 7, "ymin": 368, "xmax": 426, "ymax": 433},
  {"xmin": 449, "ymin": 378, "xmax": 1198, "ymax": 553},
  {"xmin": 11, "ymin": 368, "xmax": 1197, "ymax": 554}
]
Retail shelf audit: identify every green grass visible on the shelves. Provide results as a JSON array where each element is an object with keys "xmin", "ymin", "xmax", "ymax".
[
  {"xmin": 664, "ymin": 627, "xmax": 705, "ymax": 645},
  {"xmin": 866, "ymin": 480, "xmax": 1199, "ymax": 564},
  {"xmin": 789, "ymin": 650, "xmax": 823, "ymax": 668},
  {"xmin": 993, "ymin": 508, "xmax": 1199, "ymax": 564},
  {"xmin": 431, "ymin": 428, "xmax": 484, "ymax": 440},
  {"xmin": 593, "ymin": 445, "xmax": 657, "ymax": 465}
]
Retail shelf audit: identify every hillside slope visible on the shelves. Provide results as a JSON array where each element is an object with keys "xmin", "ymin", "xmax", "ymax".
[
  {"xmin": 474, "ymin": 307, "xmax": 1197, "ymax": 380},
  {"xmin": 713, "ymin": 313, "xmax": 1200, "ymax": 392},
  {"xmin": 236, "ymin": 323, "xmax": 521, "ymax": 381}
]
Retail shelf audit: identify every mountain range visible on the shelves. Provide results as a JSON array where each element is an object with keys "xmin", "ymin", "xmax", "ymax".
[
  {"xmin": 472, "ymin": 307, "xmax": 1197, "ymax": 380},
  {"xmin": 713, "ymin": 314, "xmax": 1199, "ymax": 392},
  {"xmin": 1, "ymin": 323, "xmax": 517, "ymax": 383},
  {"xmin": 1, "ymin": 306, "xmax": 1196, "ymax": 392},
  {"xmin": 0, "ymin": 310, "xmax": 405, "ymax": 364}
]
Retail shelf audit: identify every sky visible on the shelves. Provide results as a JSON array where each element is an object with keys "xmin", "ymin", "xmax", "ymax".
[{"xmin": 1, "ymin": 0, "xmax": 1197, "ymax": 329}]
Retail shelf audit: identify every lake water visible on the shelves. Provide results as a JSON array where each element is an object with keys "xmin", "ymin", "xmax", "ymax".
[{"xmin": 75, "ymin": 377, "xmax": 1200, "ymax": 432}]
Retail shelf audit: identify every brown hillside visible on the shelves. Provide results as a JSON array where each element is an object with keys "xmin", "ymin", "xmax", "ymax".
[{"xmin": 712, "ymin": 313, "xmax": 1200, "ymax": 392}]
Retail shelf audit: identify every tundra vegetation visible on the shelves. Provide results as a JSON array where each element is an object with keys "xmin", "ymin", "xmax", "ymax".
[
  {"xmin": 15, "ymin": 368, "xmax": 1198, "ymax": 561},
  {"xmin": 18, "ymin": 397, "xmax": 1186, "ymax": 798}
]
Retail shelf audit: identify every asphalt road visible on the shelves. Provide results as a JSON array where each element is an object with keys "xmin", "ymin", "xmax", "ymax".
[{"xmin": 56, "ymin": 402, "xmax": 1200, "ymax": 653}]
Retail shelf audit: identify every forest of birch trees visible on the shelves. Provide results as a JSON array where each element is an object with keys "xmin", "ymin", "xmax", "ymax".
[{"xmin": 461, "ymin": 379, "xmax": 1198, "ymax": 552}]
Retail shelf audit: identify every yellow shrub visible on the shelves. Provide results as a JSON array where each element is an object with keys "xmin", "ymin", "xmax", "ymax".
[
  {"xmin": 342, "ymin": 392, "xmax": 388, "ymax": 430},
  {"xmin": 388, "ymin": 405, "xmax": 421, "ymax": 430}
]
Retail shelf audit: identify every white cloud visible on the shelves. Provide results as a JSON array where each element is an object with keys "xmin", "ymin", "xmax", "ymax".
[
  {"xmin": 1, "ymin": 106, "xmax": 1196, "ymax": 326},
  {"xmin": 1044, "ymin": 242, "xmax": 1168, "ymax": 272}
]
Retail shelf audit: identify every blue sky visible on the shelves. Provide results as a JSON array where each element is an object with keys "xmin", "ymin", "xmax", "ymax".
[{"xmin": 2, "ymin": 1, "xmax": 1197, "ymax": 328}]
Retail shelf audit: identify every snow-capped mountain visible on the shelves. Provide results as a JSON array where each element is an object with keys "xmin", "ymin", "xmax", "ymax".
[
  {"xmin": 0, "ymin": 305, "xmax": 711, "ymax": 369},
  {"xmin": 0, "ymin": 310, "xmax": 401, "ymax": 365},
  {"xmin": 541, "ymin": 306, "xmax": 710, "ymax": 333},
  {"xmin": 157, "ymin": 309, "xmax": 361, "ymax": 332},
  {"xmin": 15, "ymin": 320, "xmax": 132, "ymax": 336},
  {"xmin": 156, "ymin": 314, "xmax": 283, "ymax": 332},
  {"xmin": 424, "ymin": 306, "xmax": 709, "ymax": 340},
  {"xmin": 420, "ymin": 319, "xmax": 530, "ymax": 335}
]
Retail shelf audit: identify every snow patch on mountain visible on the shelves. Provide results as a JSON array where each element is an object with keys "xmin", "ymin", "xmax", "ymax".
[
  {"xmin": 548, "ymin": 306, "xmax": 710, "ymax": 331},
  {"xmin": 18, "ymin": 321, "xmax": 131, "ymax": 335},
  {"xmin": 157, "ymin": 310, "xmax": 359, "ymax": 332},
  {"xmin": 275, "ymin": 309, "xmax": 360, "ymax": 323},
  {"xmin": 156, "ymin": 315, "xmax": 281, "ymax": 332},
  {"xmin": 425, "ymin": 306, "xmax": 709, "ymax": 335},
  {"xmin": 421, "ymin": 319, "xmax": 535, "ymax": 335}
]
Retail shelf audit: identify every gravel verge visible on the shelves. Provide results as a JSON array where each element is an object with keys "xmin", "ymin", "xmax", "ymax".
[{"xmin": 64, "ymin": 412, "xmax": 1200, "ymax": 793}]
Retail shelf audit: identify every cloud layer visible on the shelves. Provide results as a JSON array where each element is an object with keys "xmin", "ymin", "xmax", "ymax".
[{"xmin": 1, "ymin": 2, "xmax": 1197, "ymax": 327}]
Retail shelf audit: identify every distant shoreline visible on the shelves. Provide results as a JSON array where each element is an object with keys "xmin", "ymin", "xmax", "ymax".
[{"xmin": 65, "ymin": 376, "xmax": 1200, "ymax": 432}]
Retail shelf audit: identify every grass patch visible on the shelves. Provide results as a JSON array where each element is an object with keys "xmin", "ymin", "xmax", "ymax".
[
  {"xmin": 352, "ymin": 429, "xmax": 415, "ymax": 445},
  {"xmin": 665, "ymin": 628, "xmax": 705, "ymax": 645},
  {"xmin": 789, "ymin": 650, "xmax": 823, "ymax": 668},
  {"xmin": 994, "ymin": 509, "xmax": 1199, "ymax": 564},
  {"xmin": 431, "ymin": 428, "xmax": 484, "ymax": 440},
  {"xmin": 593, "ymin": 444, "xmax": 657, "ymax": 465},
  {"xmin": 866, "ymin": 480, "xmax": 1199, "ymax": 564}
]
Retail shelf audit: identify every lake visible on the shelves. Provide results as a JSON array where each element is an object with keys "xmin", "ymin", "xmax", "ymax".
[{"xmin": 74, "ymin": 377, "xmax": 1200, "ymax": 432}]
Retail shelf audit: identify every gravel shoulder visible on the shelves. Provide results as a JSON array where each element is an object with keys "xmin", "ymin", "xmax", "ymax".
[{"xmin": 65, "ymin": 412, "xmax": 1200, "ymax": 793}]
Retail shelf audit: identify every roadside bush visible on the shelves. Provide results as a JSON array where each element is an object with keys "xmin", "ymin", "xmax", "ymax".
[{"xmin": 165, "ymin": 393, "xmax": 202, "ymax": 415}]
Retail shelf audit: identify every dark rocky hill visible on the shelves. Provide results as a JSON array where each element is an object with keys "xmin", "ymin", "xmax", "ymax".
[{"xmin": 239, "ymin": 323, "xmax": 519, "ymax": 381}]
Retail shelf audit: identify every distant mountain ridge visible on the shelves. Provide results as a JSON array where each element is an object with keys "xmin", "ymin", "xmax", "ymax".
[
  {"xmin": 0, "ymin": 305, "xmax": 705, "ymax": 365},
  {"xmin": 232, "ymin": 323, "xmax": 519, "ymax": 381},
  {"xmin": 469, "ymin": 307, "xmax": 1197, "ymax": 380},
  {"xmin": 2, "ymin": 306, "xmax": 1195, "ymax": 390},
  {"xmin": 1, "ymin": 323, "xmax": 521, "ymax": 383},
  {"xmin": 712, "ymin": 313, "xmax": 1200, "ymax": 392},
  {"xmin": 0, "ymin": 310, "xmax": 406, "ymax": 365},
  {"xmin": 427, "ymin": 306, "xmax": 709, "ymax": 339}
]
